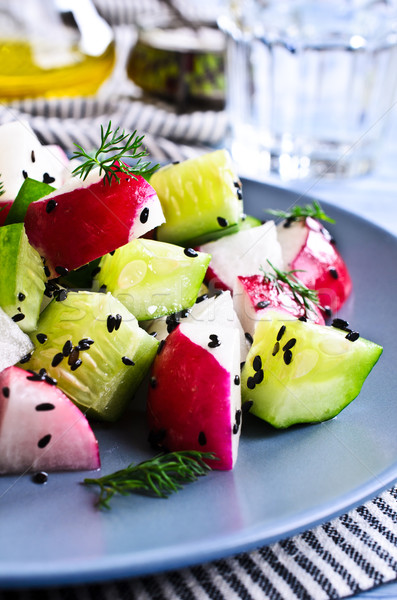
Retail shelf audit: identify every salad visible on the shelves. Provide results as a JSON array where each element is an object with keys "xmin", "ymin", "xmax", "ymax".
[{"xmin": 0, "ymin": 120, "xmax": 382, "ymax": 506}]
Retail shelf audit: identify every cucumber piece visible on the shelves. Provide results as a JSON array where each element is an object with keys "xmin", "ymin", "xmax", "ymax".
[
  {"xmin": 241, "ymin": 317, "xmax": 382, "ymax": 428},
  {"xmin": 95, "ymin": 239, "xmax": 211, "ymax": 321},
  {"xmin": 22, "ymin": 291, "xmax": 158, "ymax": 421},
  {"xmin": 151, "ymin": 150, "xmax": 243, "ymax": 246},
  {"xmin": 5, "ymin": 178, "xmax": 54, "ymax": 225},
  {"xmin": 0, "ymin": 223, "xmax": 46, "ymax": 332}
]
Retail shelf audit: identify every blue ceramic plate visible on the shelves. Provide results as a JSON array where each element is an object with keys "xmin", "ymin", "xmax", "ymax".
[{"xmin": 1, "ymin": 179, "xmax": 396, "ymax": 588}]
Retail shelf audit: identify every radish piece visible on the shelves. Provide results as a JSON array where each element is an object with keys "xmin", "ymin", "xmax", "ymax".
[
  {"xmin": 277, "ymin": 217, "xmax": 352, "ymax": 314},
  {"xmin": 24, "ymin": 169, "xmax": 165, "ymax": 278},
  {"xmin": 197, "ymin": 221, "xmax": 283, "ymax": 292},
  {"xmin": 0, "ymin": 121, "xmax": 70, "ymax": 201},
  {"xmin": 0, "ymin": 366, "xmax": 100, "ymax": 474},
  {"xmin": 233, "ymin": 274, "xmax": 325, "ymax": 338},
  {"xmin": 146, "ymin": 290, "xmax": 249, "ymax": 360},
  {"xmin": 147, "ymin": 322, "xmax": 241, "ymax": 470}
]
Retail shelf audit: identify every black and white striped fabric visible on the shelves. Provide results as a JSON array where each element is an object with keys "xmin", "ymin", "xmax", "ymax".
[{"xmin": 0, "ymin": 1, "xmax": 396, "ymax": 599}]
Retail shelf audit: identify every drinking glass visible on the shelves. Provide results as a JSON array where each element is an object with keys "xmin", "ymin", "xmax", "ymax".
[{"xmin": 220, "ymin": 0, "xmax": 397, "ymax": 179}]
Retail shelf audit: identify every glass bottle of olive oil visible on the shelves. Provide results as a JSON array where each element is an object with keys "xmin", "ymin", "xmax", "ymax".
[{"xmin": 0, "ymin": 0, "xmax": 115, "ymax": 99}]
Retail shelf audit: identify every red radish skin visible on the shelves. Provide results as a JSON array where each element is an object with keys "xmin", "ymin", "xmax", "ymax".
[
  {"xmin": 25, "ymin": 170, "xmax": 164, "ymax": 278},
  {"xmin": 0, "ymin": 366, "xmax": 100, "ymax": 474},
  {"xmin": 234, "ymin": 274, "xmax": 325, "ymax": 337},
  {"xmin": 278, "ymin": 217, "xmax": 352, "ymax": 314},
  {"xmin": 147, "ymin": 325, "xmax": 240, "ymax": 470}
]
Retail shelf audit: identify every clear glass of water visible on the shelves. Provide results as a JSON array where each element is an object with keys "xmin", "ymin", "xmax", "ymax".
[{"xmin": 219, "ymin": 0, "xmax": 397, "ymax": 180}]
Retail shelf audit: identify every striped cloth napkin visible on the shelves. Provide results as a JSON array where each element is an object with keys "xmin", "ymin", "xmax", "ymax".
[{"xmin": 0, "ymin": 1, "xmax": 396, "ymax": 599}]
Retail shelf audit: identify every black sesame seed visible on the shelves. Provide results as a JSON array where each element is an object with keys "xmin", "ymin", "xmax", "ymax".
[
  {"xmin": 283, "ymin": 349, "xmax": 293, "ymax": 365},
  {"xmin": 44, "ymin": 266, "xmax": 51, "ymax": 278},
  {"xmin": 298, "ymin": 315, "xmax": 307, "ymax": 322},
  {"xmin": 12, "ymin": 313, "xmax": 25, "ymax": 322},
  {"xmin": 68, "ymin": 347, "xmax": 80, "ymax": 366},
  {"xmin": 32, "ymin": 471, "xmax": 48, "ymax": 484},
  {"xmin": 346, "ymin": 331, "xmax": 360, "ymax": 342},
  {"xmin": 217, "ymin": 216, "xmax": 228, "ymax": 228},
  {"xmin": 240, "ymin": 361, "xmax": 245, "ymax": 370},
  {"xmin": 46, "ymin": 199, "xmax": 58, "ymax": 214},
  {"xmin": 22, "ymin": 169, "xmax": 28, "ymax": 179},
  {"xmin": 252, "ymin": 355, "xmax": 262, "ymax": 372},
  {"xmin": 107, "ymin": 315, "xmax": 115, "ymax": 333},
  {"xmin": 122, "ymin": 356, "xmax": 135, "ymax": 366},
  {"xmin": 44, "ymin": 375, "xmax": 57, "ymax": 386},
  {"xmin": 329, "ymin": 267, "xmax": 338, "ymax": 280},
  {"xmin": 150, "ymin": 376, "xmax": 157, "ymax": 389},
  {"xmin": 208, "ymin": 334, "xmax": 221, "ymax": 348},
  {"xmin": 198, "ymin": 431, "xmax": 207, "ymax": 446},
  {"xmin": 38, "ymin": 434, "xmax": 51, "ymax": 449},
  {"xmin": 114, "ymin": 314, "xmax": 122, "ymax": 331},
  {"xmin": 277, "ymin": 325, "xmax": 286, "ymax": 341},
  {"xmin": 36, "ymin": 333, "xmax": 47, "ymax": 344},
  {"xmin": 71, "ymin": 358, "xmax": 82, "ymax": 371},
  {"xmin": 323, "ymin": 305, "xmax": 332, "ymax": 318},
  {"xmin": 245, "ymin": 332, "xmax": 253, "ymax": 344},
  {"xmin": 256, "ymin": 300, "xmax": 270, "ymax": 309},
  {"xmin": 2, "ymin": 387, "xmax": 9, "ymax": 398},
  {"xmin": 172, "ymin": 160, "xmax": 180, "ymax": 164},
  {"xmin": 31, "ymin": 150, "xmax": 36, "ymax": 163},
  {"xmin": 272, "ymin": 341, "xmax": 280, "ymax": 356},
  {"xmin": 246, "ymin": 377, "xmax": 256, "ymax": 390},
  {"xmin": 233, "ymin": 180, "xmax": 241, "ymax": 188},
  {"xmin": 55, "ymin": 266, "xmax": 69, "ymax": 276},
  {"xmin": 184, "ymin": 247, "xmax": 198, "ymax": 258},
  {"xmin": 242, "ymin": 400, "xmax": 253, "ymax": 414},
  {"xmin": 39, "ymin": 368, "xmax": 47, "ymax": 377},
  {"xmin": 253, "ymin": 369, "xmax": 264, "ymax": 384},
  {"xmin": 332, "ymin": 318, "xmax": 350, "ymax": 330},
  {"xmin": 234, "ymin": 374, "xmax": 240, "ymax": 385},
  {"xmin": 283, "ymin": 338, "xmax": 296, "ymax": 351},
  {"xmin": 233, "ymin": 423, "xmax": 239, "ymax": 434},
  {"xmin": 157, "ymin": 339, "xmax": 166, "ymax": 355},
  {"xmin": 195, "ymin": 294, "xmax": 208, "ymax": 304},
  {"xmin": 35, "ymin": 403, "xmax": 55, "ymax": 411},
  {"xmin": 236, "ymin": 188, "xmax": 243, "ymax": 200},
  {"xmin": 18, "ymin": 292, "xmax": 26, "ymax": 302},
  {"xmin": 235, "ymin": 409, "xmax": 242, "ymax": 426},
  {"xmin": 166, "ymin": 314, "xmax": 179, "ymax": 334},
  {"xmin": 43, "ymin": 173, "xmax": 55, "ymax": 185},
  {"xmin": 62, "ymin": 340, "xmax": 73, "ymax": 356},
  {"xmin": 140, "ymin": 207, "xmax": 149, "ymax": 224},
  {"xmin": 79, "ymin": 338, "xmax": 94, "ymax": 346},
  {"xmin": 55, "ymin": 289, "xmax": 68, "ymax": 302},
  {"xmin": 51, "ymin": 353, "xmax": 64, "ymax": 367},
  {"xmin": 19, "ymin": 353, "xmax": 32, "ymax": 364}
]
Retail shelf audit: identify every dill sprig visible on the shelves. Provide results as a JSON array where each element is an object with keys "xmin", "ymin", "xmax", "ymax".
[
  {"xmin": 266, "ymin": 200, "xmax": 335, "ymax": 224},
  {"xmin": 72, "ymin": 122, "xmax": 157, "ymax": 185},
  {"xmin": 0, "ymin": 177, "xmax": 4, "ymax": 197},
  {"xmin": 83, "ymin": 450, "xmax": 216, "ymax": 509},
  {"xmin": 261, "ymin": 260, "xmax": 320, "ymax": 315}
]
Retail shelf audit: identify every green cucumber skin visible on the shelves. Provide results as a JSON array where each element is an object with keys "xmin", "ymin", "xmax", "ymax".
[
  {"xmin": 5, "ymin": 178, "xmax": 54, "ymax": 225},
  {"xmin": 184, "ymin": 214, "xmax": 262, "ymax": 247},
  {"xmin": 95, "ymin": 239, "xmax": 211, "ymax": 321},
  {"xmin": 151, "ymin": 150, "xmax": 243, "ymax": 246},
  {"xmin": 0, "ymin": 223, "xmax": 46, "ymax": 332},
  {"xmin": 241, "ymin": 318, "xmax": 383, "ymax": 428},
  {"xmin": 23, "ymin": 292, "xmax": 158, "ymax": 421}
]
